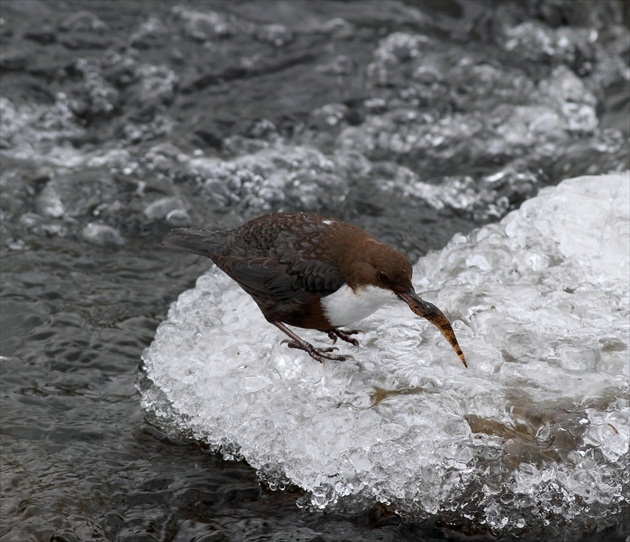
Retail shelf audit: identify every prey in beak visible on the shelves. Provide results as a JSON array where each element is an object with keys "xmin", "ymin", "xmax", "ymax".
[{"xmin": 397, "ymin": 289, "xmax": 468, "ymax": 368}]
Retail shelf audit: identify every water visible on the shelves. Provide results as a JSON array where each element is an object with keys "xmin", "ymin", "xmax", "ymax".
[{"xmin": 1, "ymin": 1, "xmax": 629, "ymax": 541}]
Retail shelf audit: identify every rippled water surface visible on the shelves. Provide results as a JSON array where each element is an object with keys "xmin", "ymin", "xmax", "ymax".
[{"xmin": 1, "ymin": 1, "xmax": 629, "ymax": 541}]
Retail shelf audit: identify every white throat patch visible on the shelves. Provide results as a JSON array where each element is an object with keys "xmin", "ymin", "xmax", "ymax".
[{"xmin": 321, "ymin": 284, "xmax": 399, "ymax": 328}]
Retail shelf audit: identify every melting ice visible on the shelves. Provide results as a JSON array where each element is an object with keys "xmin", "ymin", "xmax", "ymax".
[{"xmin": 141, "ymin": 174, "xmax": 629, "ymax": 538}]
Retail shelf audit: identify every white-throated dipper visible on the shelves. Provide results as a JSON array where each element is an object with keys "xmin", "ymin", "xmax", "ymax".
[{"xmin": 163, "ymin": 211, "xmax": 467, "ymax": 367}]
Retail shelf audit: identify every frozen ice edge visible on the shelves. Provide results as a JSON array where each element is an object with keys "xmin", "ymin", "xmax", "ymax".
[{"xmin": 141, "ymin": 173, "xmax": 630, "ymax": 536}]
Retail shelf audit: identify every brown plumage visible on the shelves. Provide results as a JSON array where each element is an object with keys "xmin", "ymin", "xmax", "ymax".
[{"xmin": 163, "ymin": 211, "xmax": 467, "ymax": 366}]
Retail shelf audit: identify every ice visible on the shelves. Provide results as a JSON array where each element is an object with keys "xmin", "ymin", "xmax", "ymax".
[
  {"xmin": 141, "ymin": 174, "xmax": 629, "ymax": 537},
  {"xmin": 172, "ymin": 7, "xmax": 238, "ymax": 41},
  {"xmin": 143, "ymin": 196, "xmax": 189, "ymax": 222},
  {"xmin": 81, "ymin": 223, "xmax": 125, "ymax": 247},
  {"xmin": 171, "ymin": 6, "xmax": 292, "ymax": 47},
  {"xmin": 188, "ymin": 145, "xmax": 350, "ymax": 214},
  {"xmin": 0, "ymin": 95, "xmax": 85, "ymax": 159}
]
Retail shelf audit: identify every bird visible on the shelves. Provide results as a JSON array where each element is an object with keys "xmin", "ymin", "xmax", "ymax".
[{"xmin": 162, "ymin": 211, "xmax": 467, "ymax": 367}]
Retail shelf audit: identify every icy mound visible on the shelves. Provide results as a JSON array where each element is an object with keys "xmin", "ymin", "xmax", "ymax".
[{"xmin": 141, "ymin": 174, "xmax": 629, "ymax": 538}]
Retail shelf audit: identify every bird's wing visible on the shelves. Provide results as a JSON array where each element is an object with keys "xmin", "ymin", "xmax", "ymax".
[{"xmin": 214, "ymin": 256, "xmax": 344, "ymax": 302}]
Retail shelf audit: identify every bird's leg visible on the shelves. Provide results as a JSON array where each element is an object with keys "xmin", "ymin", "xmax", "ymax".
[
  {"xmin": 272, "ymin": 322, "xmax": 348, "ymax": 363},
  {"xmin": 326, "ymin": 329, "xmax": 362, "ymax": 348}
]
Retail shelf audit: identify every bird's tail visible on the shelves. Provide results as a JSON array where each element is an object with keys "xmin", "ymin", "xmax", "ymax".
[{"xmin": 162, "ymin": 228, "xmax": 226, "ymax": 257}]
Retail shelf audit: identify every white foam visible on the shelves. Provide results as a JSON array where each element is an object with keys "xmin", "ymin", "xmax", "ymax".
[{"xmin": 141, "ymin": 173, "xmax": 629, "ymax": 537}]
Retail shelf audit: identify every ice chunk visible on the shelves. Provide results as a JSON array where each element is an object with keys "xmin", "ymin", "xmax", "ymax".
[
  {"xmin": 81, "ymin": 223, "xmax": 125, "ymax": 246},
  {"xmin": 141, "ymin": 173, "xmax": 629, "ymax": 538},
  {"xmin": 143, "ymin": 196, "xmax": 188, "ymax": 221}
]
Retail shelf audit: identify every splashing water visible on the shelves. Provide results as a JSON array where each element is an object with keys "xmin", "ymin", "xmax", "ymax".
[{"xmin": 140, "ymin": 174, "xmax": 629, "ymax": 539}]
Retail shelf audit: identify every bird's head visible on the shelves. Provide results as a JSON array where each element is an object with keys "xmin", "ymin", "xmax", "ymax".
[{"xmin": 360, "ymin": 241, "xmax": 468, "ymax": 368}]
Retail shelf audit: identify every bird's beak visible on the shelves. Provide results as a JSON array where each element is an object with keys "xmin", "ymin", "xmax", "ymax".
[{"xmin": 397, "ymin": 288, "xmax": 468, "ymax": 368}]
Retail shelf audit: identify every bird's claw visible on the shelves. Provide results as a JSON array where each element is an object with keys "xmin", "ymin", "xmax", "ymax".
[
  {"xmin": 327, "ymin": 329, "xmax": 362, "ymax": 348},
  {"xmin": 284, "ymin": 340, "xmax": 347, "ymax": 363}
]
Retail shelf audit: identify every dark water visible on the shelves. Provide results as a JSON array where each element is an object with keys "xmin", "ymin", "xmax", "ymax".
[{"xmin": 1, "ymin": 1, "xmax": 628, "ymax": 541}]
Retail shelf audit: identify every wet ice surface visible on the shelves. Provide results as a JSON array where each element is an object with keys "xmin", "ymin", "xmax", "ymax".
[{"xmin": 142, "ymin": 174, "xmax": 630, "ymax": 540}]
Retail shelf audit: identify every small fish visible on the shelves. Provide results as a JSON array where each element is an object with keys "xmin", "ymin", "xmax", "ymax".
[{"xmin": 406, "ymin": 297, "xmax": 468, "ymax": 368}]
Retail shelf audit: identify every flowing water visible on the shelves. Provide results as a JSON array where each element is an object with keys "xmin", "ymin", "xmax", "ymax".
[{"xmin": 1, "ymin": 1, "xmax": 629, "ymax": 541}]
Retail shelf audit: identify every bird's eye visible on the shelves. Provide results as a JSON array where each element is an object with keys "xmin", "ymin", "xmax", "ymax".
[{"xmin": 379, "ymin": 271, "xmax": 391, "ymax": 283}]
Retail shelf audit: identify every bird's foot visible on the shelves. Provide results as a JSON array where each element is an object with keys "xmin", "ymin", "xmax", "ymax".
[
  {"xmin": 272, "ymin": 321, "xmax": 352, "ymax": 363},
  {"xmin": 284, "ymin": 340, "xmax": 348, "ymax": 363},
  {"xmin": 326, "ymin": 328, "xmax": 362, "ymax": 347}
]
